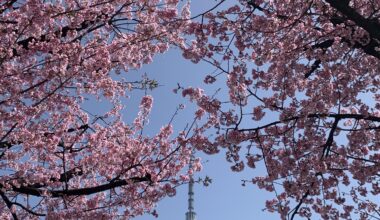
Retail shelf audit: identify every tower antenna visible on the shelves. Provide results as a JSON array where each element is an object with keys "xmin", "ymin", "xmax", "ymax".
[{"xmin": 186, "ymin": 150, "xmax": 196, "ymax": 220}]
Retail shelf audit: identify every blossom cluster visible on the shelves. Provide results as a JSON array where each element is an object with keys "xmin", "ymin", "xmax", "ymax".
[{"xmin": 180, "ymin": 0, "xmax": 380, "ymax": 219}]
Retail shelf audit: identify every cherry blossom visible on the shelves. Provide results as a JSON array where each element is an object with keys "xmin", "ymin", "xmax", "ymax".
[
  {"xmin": 0, "ymin": 0, "xmax": 194, "ymax": 219},
  {"xmin": 181, "ymin": 0, "xmax": 380, "ymax": 219}
]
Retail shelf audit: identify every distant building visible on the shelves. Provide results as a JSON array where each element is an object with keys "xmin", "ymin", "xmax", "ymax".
[{"xmin": 186, "ymin": 154, "xmax": 196, "ymax": 220}]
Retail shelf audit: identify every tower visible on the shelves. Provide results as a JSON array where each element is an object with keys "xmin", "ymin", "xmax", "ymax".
[{"xmin": 185, "ymin": 153, "xmax": 196, "ymax": 220}]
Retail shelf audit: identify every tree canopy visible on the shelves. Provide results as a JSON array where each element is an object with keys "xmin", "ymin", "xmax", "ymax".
[
  {"xmin": 0, "ymin": 0, "xmax": 197, "ymax": 219},
  {"xmin": 1, "ymin": 0, "xmax": 380, "ymax": 219},
  {"xmin": 181, "ymin": 0, "xmax": 380, "ymax": 219}
]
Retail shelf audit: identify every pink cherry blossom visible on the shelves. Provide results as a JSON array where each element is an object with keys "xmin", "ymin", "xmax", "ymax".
[
  {"xmin": 180, "ymin": 0, "xmax": 380, "ymax": 219},
  {"xmin": 0, "ymin": 0, "xmax": 194, "ymax": 219}
]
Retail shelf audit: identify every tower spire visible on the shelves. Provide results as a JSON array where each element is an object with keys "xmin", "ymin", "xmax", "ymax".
[{"xmin": 186, "ymin": 151, "xmax": 196, "ymax": 220}]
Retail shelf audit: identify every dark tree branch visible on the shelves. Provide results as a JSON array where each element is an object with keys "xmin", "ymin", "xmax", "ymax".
[
  {"xmin": 311, "ymin": 39, "xmax": 335, "ymax": 50},
  {"xmin": 10, "ymin": 174, "xmax": 151, "ymax": 197},
  {"xmin": 237, "ymin": 113, "xmax": 380, "ymax": 132},
  {"xmin": 305, "ymin": 21, "xmax": 380, "ymax": 79},
  {"xmin": 327, "ymin": 13, "xmax": 380, "ymax": 60},
  {"xmin": 325, "ymin": 0, "xmax": 380, "ymax": 41},
  {"xmin": 289, "ymin": 190, "xmax": 310, "ymax": 220},
  {"xmin": 305, "ymin": 39, "xmax": 334, "ymax": 78},
  {"xmin": 321, "ymin": 118, "xmax": 339, "ymax": 158},
  {"xmin": 66, "ymin": 124, "xmax": 90, "ymax": 133},
  {"xmin": 246, "ymin": 0, "xmax": 265, "ymax": 11},
  {"xmin": 351, "ymin": 38, "xmax": 380, "ymax": 59},
  {"xmin": 304, "ymin": 59, "xmax": 321, "ymax": 78},
  {"xmin": 0, "ymin": 190, "xmax": 19, "ymax": 220}
]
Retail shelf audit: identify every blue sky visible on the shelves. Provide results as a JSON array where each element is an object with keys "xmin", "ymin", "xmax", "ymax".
[
  {"xmin": 116, "ymin": 1, "xmax": 379, "ymax": 219},
  {"xmin": 79, "ymin": 1, "xmax": 280, "ymax": 219},
  {"xmin": 127, "ymin": 47, "xmax": 278, "ymax": 220},
  {"xmin": 114, "ymin": 1, "xmax": 279, "ymax": 219}
]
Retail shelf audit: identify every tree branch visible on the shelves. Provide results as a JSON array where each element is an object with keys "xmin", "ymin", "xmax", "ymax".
[
  {"xmin": 237, "ymin": 113, "xmax": 380, "ymax": 132},
  {"xmin": 10, "ymin": 175, "xmax": 151, "ymax": 197},
  {"xmin": 321, "ymin": 118, "xmax": 339, "ymax": 158},
  {"xmin": 325, "ymin": 0, "xmax": 380, "ymax": 41},
  {"xmin": 0, "ymin": 190, "xmax": 19, "ymax": 220},
  {"xmin": 289, "ymin": 190, "xmax": 310, "ymax": 220}
]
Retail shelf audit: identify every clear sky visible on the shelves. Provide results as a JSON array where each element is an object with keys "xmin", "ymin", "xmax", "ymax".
[
  {"xmin": 120, "ymin": 1, "xmax": 278, "ymax": 219},
  {"xmin": 126, "ymin": 47, "xmax": 278, "ymax": 220}
]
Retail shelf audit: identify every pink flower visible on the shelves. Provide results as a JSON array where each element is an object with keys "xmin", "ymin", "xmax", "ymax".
[
  {"xmin": 204, "ymin": 75, "xmax": 216, "ymax": 84},
  {"xmin": 252, "ymin": 106, "xmax": 265, "ymax": 120},
  {"xmin": 140, "ymin": 95, "xmax": 153, "ymax": 113}
]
